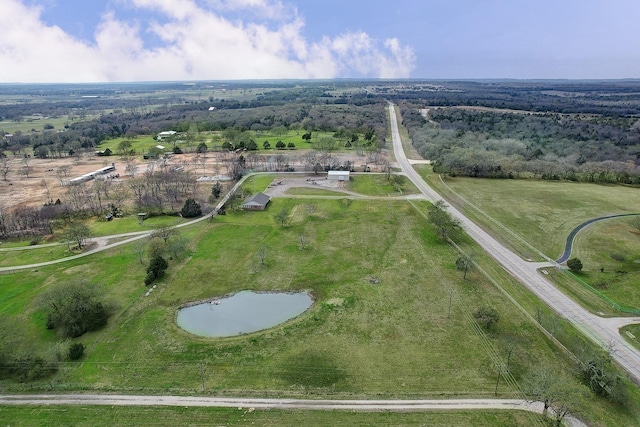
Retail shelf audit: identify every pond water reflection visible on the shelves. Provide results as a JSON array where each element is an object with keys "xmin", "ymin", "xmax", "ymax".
[{"xmin": 177, "ymin": 290, "xmax": 313, "ymax": 337}]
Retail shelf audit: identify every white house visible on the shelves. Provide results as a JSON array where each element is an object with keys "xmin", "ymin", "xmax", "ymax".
[
  {"xmin": 328, "ymin": 170, "xmax": 350, "ymax": 181},
  {"xmin": 157, "ymin": 131, "xmax": 177, "ymax": 140}
]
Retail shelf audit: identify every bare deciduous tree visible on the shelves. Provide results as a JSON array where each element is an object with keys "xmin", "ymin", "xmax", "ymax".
[
  {"xmin": 151, "ymin": 226, "xmax": 178, "ymax": 243},
  {"xmin": 20, "ymin": 158, "xmax": 34, "ymax": 178},
  {"xmin": 64, "ymin": 222, "xmax": 92, "ymax": 250},
  {"xmin": 0, "ymin": 158, "xmax": 10, "ymax": 181}
]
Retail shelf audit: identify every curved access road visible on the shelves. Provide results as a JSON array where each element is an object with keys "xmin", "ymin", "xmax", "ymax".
[
  {"xmin": 556, "ymin": 213, "xmax": 640, "ymax": 263},
  {"xmin": 0, "ymin": 176, "xmax": 249, "ymax": 274},
  {"xmin": 387, "ymin": 103, "xmax": 640, "ymax": 384}
]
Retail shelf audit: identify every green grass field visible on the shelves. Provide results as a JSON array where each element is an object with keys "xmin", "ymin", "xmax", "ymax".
[
  {"xmin": 0, "ymin": 114, "xmax": 100, "ymax": 134},
  {"xmin": 347, "ymin": 174, "xmax": 418, "ymax": 196},
  {"xmin": 0, "ymin": 216, "xmax": 189, "ymax": 267},
  {"xmin": 622, "ymin": 324, "xmax": 640, "ymax": 351},
  {"xmin": 88, "ymin": 215, "xmax": 188, "ymax": 236},
  {"xmin": 0, "ymin": 244, "xmax": 69, "ymax": 268},
  {"xmin": 0, "ymin": 406, "xmax": 539, "ymax": 426},
  {"xmin": 98, "ymin": 130, "xmax": 362, "ymax": 156},
  {"xmin": 419, "ymin": 167, "xmax": 640, "ymax": 311},
  {"xmin": 422, "ymin": 170, "xmax": 640, "ymax": 261},
  {"xmin": 1, "ymin": 194, "xmax": 639, "ymax": 425},
  {"xmin": 571, "ymin": 219, "xmax": 640, "ymax": 311}
]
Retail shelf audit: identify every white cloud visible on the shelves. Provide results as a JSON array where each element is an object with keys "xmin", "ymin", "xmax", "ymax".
[
  {"xmin": 0, "ymin": 0, "xmax": 416, "ymax": 82},
  {"xmin": 0, "ymin": 1, "xmax": 108, "ymax": 82}
]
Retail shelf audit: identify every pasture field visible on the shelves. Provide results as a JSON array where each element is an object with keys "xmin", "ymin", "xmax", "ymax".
[
  {"xmin": 421, "ymin": 169, "xmax": 640, "ymax": 261},
  {"xmin": 0, "ymin": 114, "xmax": 99, "ymax": 134},
  {"xmin": 0, "ymin": 244, "xmax": 69, "ymax": 268},
  {"xmin": 98, "ymin": 130, "xmax": 339, "ymax": 155},
  {"xmin": 98, "ymin": 135, "xmax": 160, "ymax": 155},
  {"xmin": 87, "ymin": 215, "xmax": 188, "ymax": 237},
  {"xmin": 1, "ymin": 195, "xmax": 639, "ymax": 425},
  {"xmin": 0, "ymin": 216, "xmax": 189, "ymax": 268},
  {"xmin": 347, "ymin": 174, "xmax": 418, "ymax": 196},
  {"xmin": 419, "ymin": 166, "xmax": 640, "ymax": 312},
  {"xmin": 0, "ymin": 406, "xmax": 536, "ymax": 426},
  {"xmin": 241, "ymin": 174, "xmax": 278, "ymax": 194},
  {"xmin": 571, "ymin": 218, "xmax": 640, "ymax": 310}
]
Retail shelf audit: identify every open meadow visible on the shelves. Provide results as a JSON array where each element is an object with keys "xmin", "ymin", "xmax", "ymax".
[
  {"xmin": 2, "ymin": 180, "xmax": 639, "ymax": 425},
  {"xmin": 420, "ymin": 166, "xmax": 640, "ymax": 313},
  {"xmin": 4, "ymin": 78, "xmax": 640, "ymax": 424},
  {"xmin": 421, "ymin": 170, "xmax": 640, "ymax": 261}
]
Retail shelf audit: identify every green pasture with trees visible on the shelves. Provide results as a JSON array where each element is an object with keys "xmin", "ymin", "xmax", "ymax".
[
  {"xmin": 420, "ymin": 167, "xmax": 640, "ymax": 313},
  {"xmin": 5, "ymin": 80, "xmax": 640, "ymax": 424},
  {"xmin": 1, "ymin": 194, "xmax": 639, "ymax": 425},
  {"xmin": 98, "ymin": 128, "xmax": 374, "ymax": 158}
]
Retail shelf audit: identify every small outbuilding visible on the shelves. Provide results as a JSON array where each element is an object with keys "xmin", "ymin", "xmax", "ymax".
[
  {"xmin": 242, "ymin": 193, "xmax": 271, "ymax": 210},
  {"xmin": 157, "ymin": 131, "xmax": 177, "ymax": 140},
  {"xmin": 328, "ymin": 170, "xmax": 350, "ymax": 181}
]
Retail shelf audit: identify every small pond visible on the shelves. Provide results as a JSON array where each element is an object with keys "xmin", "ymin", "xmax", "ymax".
[{"xmin": 177, "ymin": 290, "xmax": 313, "ymax": 337}]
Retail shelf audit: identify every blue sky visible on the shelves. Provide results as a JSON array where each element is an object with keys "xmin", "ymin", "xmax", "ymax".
[{"xmin": 1, "ymin": 0, "xmax": 639, "ymax": 82}]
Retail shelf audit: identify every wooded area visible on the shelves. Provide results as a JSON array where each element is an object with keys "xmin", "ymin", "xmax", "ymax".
[{"xmin": 397, "ymin": 80, "xmax": 640, "ymax": 183}]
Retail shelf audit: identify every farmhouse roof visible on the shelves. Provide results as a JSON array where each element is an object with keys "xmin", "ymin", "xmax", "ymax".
[{"xmin": 243, "ymin": 192, "xmax": 271, "ymax": 207}]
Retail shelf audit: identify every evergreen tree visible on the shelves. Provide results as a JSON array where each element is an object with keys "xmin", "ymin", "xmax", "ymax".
[{"xmin": 181, "ymin": 198, "xmax": 202, "ymax": 218}]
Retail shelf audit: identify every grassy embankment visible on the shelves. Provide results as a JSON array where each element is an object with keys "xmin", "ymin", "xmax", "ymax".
[{"xmin": 1, "ymin": 175, "xmax": 640, "ymax": 425}]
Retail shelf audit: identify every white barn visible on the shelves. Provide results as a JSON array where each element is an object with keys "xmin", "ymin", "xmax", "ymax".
[{"xmin": 328, "ymin": 170, "xmax": 350, "ymax": 181}]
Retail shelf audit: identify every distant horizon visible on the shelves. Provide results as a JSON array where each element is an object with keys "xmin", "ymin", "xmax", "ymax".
[
  {"xmin": 2, "ymin": 1, "xmax": 640, "ymax": 83},
  {"xmin": 2, "ymin": 77, "xmax": 640, "ymax": 86}
]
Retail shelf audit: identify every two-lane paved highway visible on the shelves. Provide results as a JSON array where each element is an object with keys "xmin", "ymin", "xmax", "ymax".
[{"xmin": 388, "ymin": 103, "xmax": 640, "ymax": 383}]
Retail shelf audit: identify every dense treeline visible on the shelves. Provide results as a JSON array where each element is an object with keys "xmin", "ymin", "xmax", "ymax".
[
  {"xmin": 385, "ymin": 80, "xmax": 640, "ymax": 116},
  {"xmin": 402, "ymin": 104, "xmax": 640, "ymax": 183}
]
